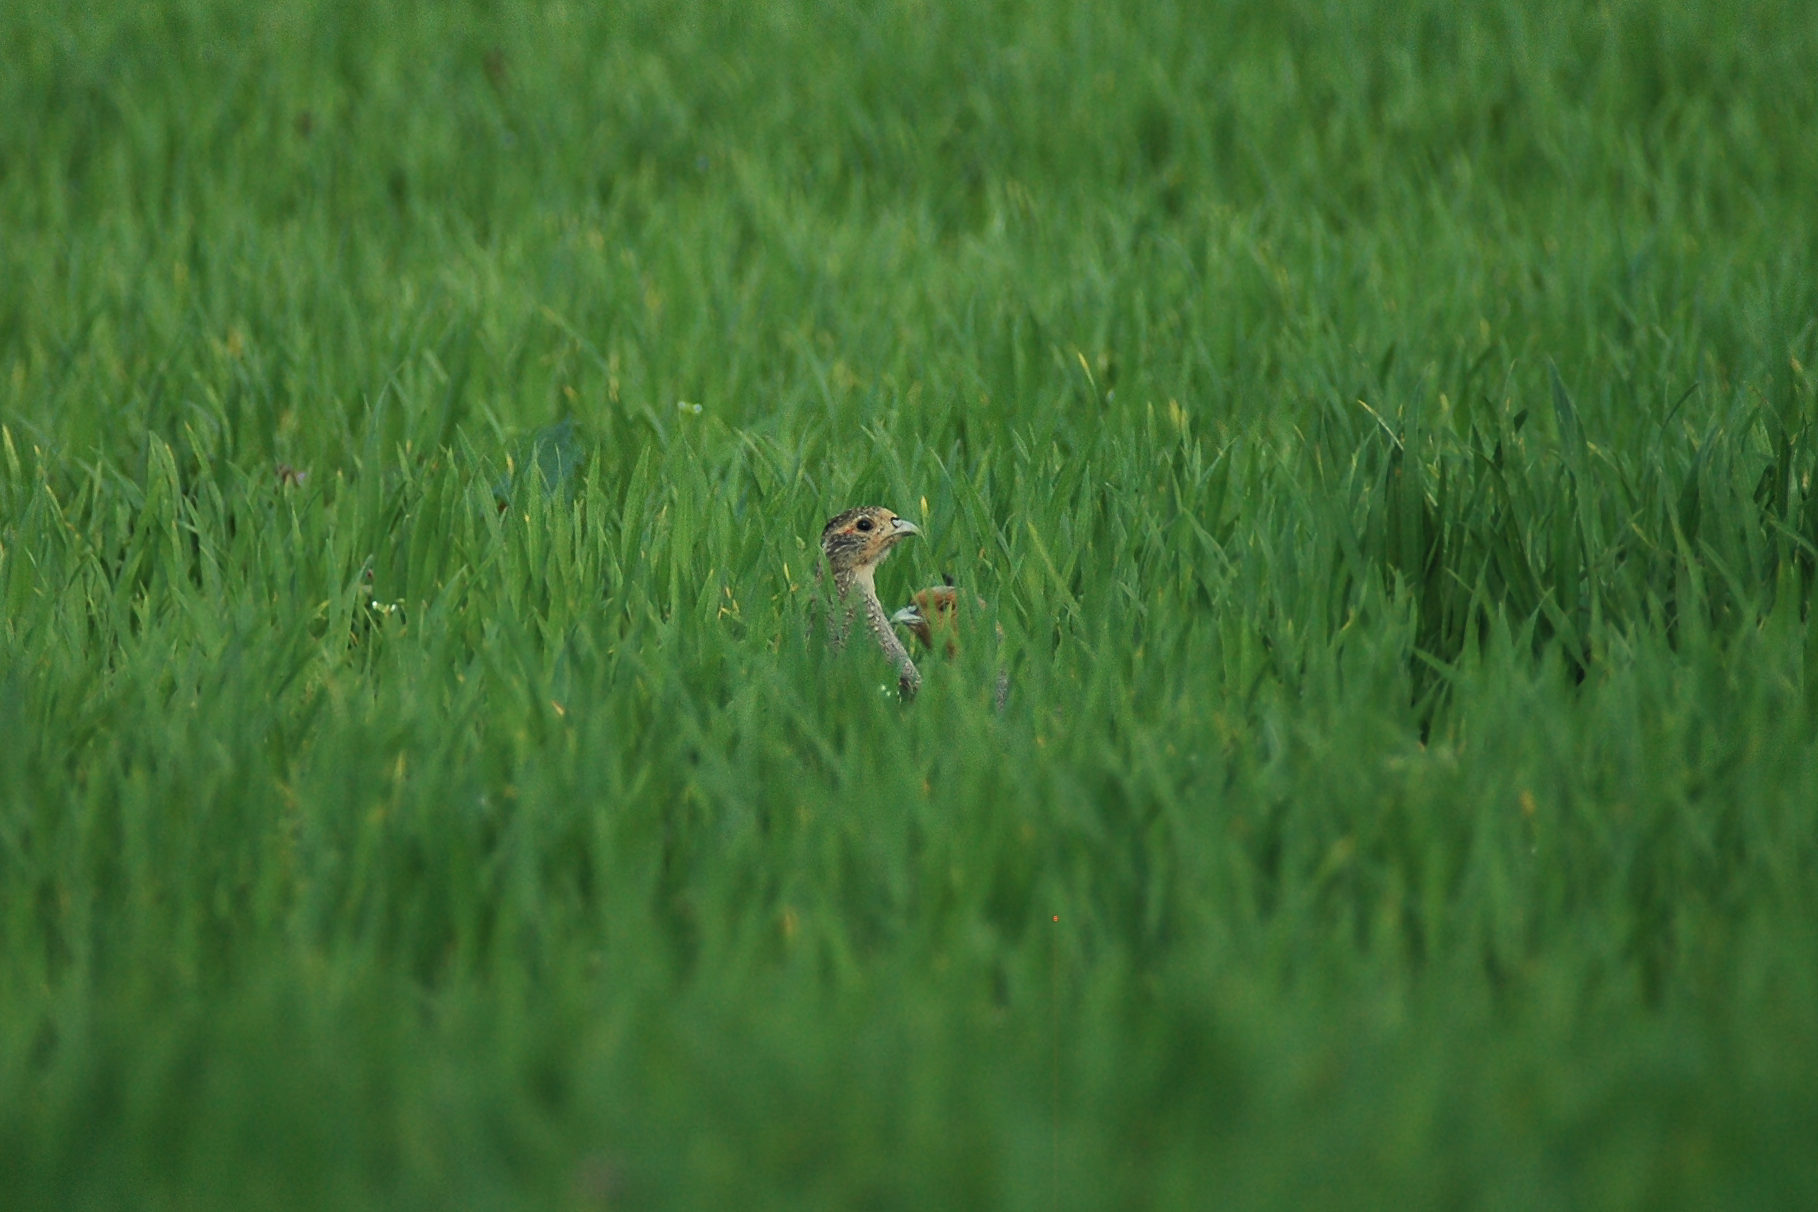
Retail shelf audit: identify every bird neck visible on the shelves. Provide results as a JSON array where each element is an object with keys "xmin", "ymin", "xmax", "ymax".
[
  {"xmin": 858, "ymin": 579, "xmax": 910, "ymax": 666},
  {"xmin": 832, "ymin": 563, "xmax": 921, "ymax": 699},
  {"xmin": 824, "ymin": 563, "xmax": 867, "ymax": 648},
  {"xmin": 833, "ymin": 563, "xmax": 875, "ymax": 598}
]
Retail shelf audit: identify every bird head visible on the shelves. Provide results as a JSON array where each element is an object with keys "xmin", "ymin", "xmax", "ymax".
[
  {"xmin": 821, "ymin": 506, "xmax": 920, "ymax": 591},
  {"xmin": 891, "ymin": 583, "xmax": 963, "ymax": 656}
]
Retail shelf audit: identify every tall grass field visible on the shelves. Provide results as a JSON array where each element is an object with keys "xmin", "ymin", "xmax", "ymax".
[{"xmin": 4, "ymin": 1, "xmax": 1818, "ymax": 1207}]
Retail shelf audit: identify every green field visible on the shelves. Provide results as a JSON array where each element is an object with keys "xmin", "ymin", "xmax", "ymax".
[{"xmin": 5, "ymin": 1, "xmax": 1818, "ymax": 1207}]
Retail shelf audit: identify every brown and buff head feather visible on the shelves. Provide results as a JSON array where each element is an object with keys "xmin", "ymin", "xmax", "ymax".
[
  {"xmin": 819, "ymin": 505, "xmax": 922, "ymax": 699},
  {"xmin": 821, "ymin": 506, "xmax": 920, "ymax": 590}
]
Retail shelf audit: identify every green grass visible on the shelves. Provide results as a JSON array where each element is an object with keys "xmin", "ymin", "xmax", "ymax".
[{"xmin": 4, "ymin": 0, "xmax": 1818, "ymax": 1207}]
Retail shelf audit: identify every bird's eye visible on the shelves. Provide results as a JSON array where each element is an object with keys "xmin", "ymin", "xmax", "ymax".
[{"xmin": 855, "ymin": 518, "xmax": 874, "ymax": 532}]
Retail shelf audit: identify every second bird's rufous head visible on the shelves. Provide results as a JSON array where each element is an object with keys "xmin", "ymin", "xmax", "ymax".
[{"xmin": 891, "ymin": 583, "xmax": 969, "ymax": 657}]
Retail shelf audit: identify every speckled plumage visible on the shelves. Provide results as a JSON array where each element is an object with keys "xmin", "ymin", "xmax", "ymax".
[{"xmin": 820, "ymin": 505, "xmax": 922, "ymax": 699}]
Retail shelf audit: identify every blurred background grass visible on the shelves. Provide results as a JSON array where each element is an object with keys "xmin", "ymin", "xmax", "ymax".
[{"xmin": 3, "ymin": 0, "xmax": 1817, "ymax": 1207}]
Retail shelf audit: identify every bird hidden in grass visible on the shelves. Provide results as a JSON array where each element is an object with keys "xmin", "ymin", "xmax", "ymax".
[
  {"xmin": 819, "ymin": 505, "xmax": 923, "ymax": 700},
  {"xmin": 892, "ymin": 577, "xmax": 1009, "ymax": 711}
]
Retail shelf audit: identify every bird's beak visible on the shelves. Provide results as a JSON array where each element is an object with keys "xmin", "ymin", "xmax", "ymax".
[
  {"xmin": 891, "ymin": 518, "xmax": 920, "ymax": 537},
  {"xmin": 891, "ymin": 605, "xmax": 925, "ymax": 627}
]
